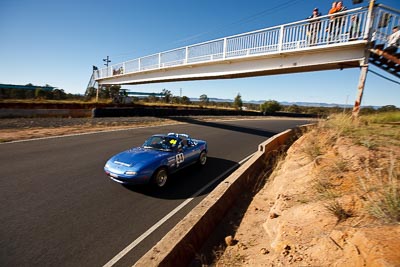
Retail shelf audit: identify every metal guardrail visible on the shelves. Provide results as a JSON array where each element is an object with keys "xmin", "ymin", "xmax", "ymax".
[{"xmin": 96, "ymin": 4, "xmax": 399, "ymax": 81}]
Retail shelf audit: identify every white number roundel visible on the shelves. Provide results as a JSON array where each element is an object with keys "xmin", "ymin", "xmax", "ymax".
[{"xmin": 176, "ymin": 153, "xmax": 185, "ymax": 165}]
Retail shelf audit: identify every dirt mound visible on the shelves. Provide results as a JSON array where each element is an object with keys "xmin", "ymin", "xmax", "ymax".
[{"xmin": 215, "ymin": 123, "xmax": 400, "ymax": 266}]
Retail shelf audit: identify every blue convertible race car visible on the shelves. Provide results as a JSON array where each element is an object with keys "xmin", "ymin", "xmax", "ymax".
[{"xmin": 104, "ymin": 133, "xmax": 208, "ymax": 187}]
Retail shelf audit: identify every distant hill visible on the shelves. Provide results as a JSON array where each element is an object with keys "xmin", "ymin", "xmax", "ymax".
[{"xmin": 190, "ymin": 97, "xmax": 380, "ymax": 109}]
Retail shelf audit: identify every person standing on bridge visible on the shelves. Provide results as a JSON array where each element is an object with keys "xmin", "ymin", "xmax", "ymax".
[
  {"xmin": 349, "ymin": 15, "xmax": 360, "ymax": 41},
  {"xmin": 328, "ymin": 1, "xmax": 338, "ymax": 16},
  {"xmin": 334, "ymin": 1, "xmax": 347, "ymax": 39},
  {"xmin": 335, "ymin": 1, "xmax": 347, "ymax": 13},
  {"xmin": 326, "ymin": 1, "xmax": 347, "ymax": 42},
  {"xmin": 327, "ymin": 2, "xmax": 338, "ymax": 42},
  {"xmin": 384, "ymin": 26, "xmax": 400, "ymax": 55},
  {"xmin": 307, "ymin": 8, "xmax": 322, "ymax": 45}
]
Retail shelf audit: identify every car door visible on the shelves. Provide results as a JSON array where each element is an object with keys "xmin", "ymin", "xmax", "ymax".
[
  {"xmin": 180, "ymin": 139, "xmax": 198, "ymax": 165},
  {"xmin": 172, "ymin": 140, "xmax": 190, "ymax": 169}
]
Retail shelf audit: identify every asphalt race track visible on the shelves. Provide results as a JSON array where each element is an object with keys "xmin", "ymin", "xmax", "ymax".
[{"xmin": 0, "ymin": 118, "xmax": 312, "ymax": 266}]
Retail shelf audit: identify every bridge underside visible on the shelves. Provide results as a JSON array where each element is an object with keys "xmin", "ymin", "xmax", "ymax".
[{"xmin": 97, "ymin": 42, "xmax": 367, "ymax": 86}]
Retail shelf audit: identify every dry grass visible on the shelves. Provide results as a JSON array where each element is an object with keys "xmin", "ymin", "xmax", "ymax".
[
  {"xmin": 310, "ymin": 112, "xmax": 400, "ymax": 224},
  {"xmin": 213, "ymin": 112, "xmax": 400, "ymax": 266},
  {"xmin": 359, "ymin": 155, "xmax": 400, "ymax": 224},
  {"xmin": 325, "ymin": 200, "xmax": 353, "ymax": 222}
]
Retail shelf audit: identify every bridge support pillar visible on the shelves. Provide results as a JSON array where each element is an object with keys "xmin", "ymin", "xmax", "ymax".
[
  {"xmin": 352, "ymin": 64, "xmax": 368, "ymax": 118},
  {"xmin": 352, "ymin": 0, "xmax": 375, "ymax": 118}
]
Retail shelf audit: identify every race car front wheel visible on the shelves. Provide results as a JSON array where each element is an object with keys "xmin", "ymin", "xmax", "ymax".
[
  {"xmin": 153, "ymin": 168, "xmax": 168, "ymax": 188},
  {"xmin": 198, "ymin": 151, "xmax": 207, "ymax": 166}
]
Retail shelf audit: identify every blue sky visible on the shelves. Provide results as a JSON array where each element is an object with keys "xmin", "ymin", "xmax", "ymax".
[{"xmin": 1, "ymin": 0, "xmax": 399, "ymax": 107}]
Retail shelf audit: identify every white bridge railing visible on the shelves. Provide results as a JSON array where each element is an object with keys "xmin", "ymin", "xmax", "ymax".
[{"xmin": 96, "ymin": 5, "xmax": 399, "ymax": 80}]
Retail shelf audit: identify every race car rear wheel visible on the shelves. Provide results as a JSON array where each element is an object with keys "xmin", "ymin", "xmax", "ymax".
[
  {"xmin": 153, "ymin": 168, "xmax": 168, "ymax": 188},
  {"xmin": 198, "ymin": 151, "xmax": 207, "ymax": 166}
]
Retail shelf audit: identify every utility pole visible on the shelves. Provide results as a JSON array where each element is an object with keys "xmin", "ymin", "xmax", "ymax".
[
  {"xmin": 352, "ymin": 0, "xmax": 375, "ymax": 118},
  {"xmin": 97, "ymin": 56, "xmax": 111, "ymax": 103},
  {"xmin": 103, "ymin": 56, "xmax": 111, "ymax": 67}
]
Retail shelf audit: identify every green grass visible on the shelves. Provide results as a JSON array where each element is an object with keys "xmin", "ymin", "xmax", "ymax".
[{"xmin": 361, "ymin": 111, "xmax": 400, "ymax": 124}]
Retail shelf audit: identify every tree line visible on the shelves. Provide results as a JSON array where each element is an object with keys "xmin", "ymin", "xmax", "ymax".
[
  {"xmin": 0, "ymin": 86, "xmax": 82, "ymax": 100},
  {"xmin": 2, "ymin": 84, "xmax": 398, "ymax": 116}
]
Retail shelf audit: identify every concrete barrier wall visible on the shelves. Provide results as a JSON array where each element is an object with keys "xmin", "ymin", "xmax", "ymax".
[
  {"xmin": 134, "ymin": 127, "xmax": 303, "ymax": 267},
  {"xmin": 91, "ymin": 107, "xmax": 262, "ymax": 117},
  {"xmin": 0, "ymin": 107, "xmax": 260, "ymax": 118},
  {"xmin": 0, "ymin": 106, "xmax": 318, "ymax": 119}
]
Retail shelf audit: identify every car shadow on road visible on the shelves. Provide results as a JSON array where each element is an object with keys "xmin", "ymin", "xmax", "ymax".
[
  {"xmin": 122, "ymin": 157, "xmax": 239, "ymax": 200},
  {"xmin": 168, "ymin": 117, "xmax": 277, "ymax": 138}
]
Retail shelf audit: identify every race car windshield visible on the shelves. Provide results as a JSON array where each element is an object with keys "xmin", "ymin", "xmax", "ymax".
[{"xmin": 142, "ymin": 136, "xmax": 178, "ymax": 151}]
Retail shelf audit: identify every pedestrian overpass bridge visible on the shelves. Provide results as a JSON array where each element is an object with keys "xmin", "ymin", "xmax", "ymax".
[{"xmin": 91, "ymin": 4, "xmax": 399, "ymax": 92}]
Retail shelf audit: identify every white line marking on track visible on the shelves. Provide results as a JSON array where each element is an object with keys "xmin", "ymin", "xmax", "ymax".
[{"xmin": 102, "ymin": 153, "xmax": 255, "ymax": 267}]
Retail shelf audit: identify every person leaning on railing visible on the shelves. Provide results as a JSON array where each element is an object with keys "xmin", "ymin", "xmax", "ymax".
[
  {"xmin": 328, "ymin": 1, "xmax": 338, "ymax": 16},
  {"xmin": 333, "ymin": 1, "xmax": 347, "ymax": 40},
  {"xmin": 326, "ymin": 1, "xmax": 338, "ymax": 42},
  {"xmin": 384, "ymin": 26, "xmax": 400, "ymax": 55},
  {"xmin": 307, "ymin": 7, "xmax": 322, "ymax": 45},
  {"xmin": 326, "ymin": 1, "xmax": 347, "ymax": 42}
]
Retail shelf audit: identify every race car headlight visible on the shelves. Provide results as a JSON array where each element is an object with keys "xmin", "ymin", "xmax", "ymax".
[
  {"xmin": 125, "ymin": 171, "xmax": 137, "ymax": 175},
  {"xmin": 105, "ymin": 163, "xmax": 110, "ymax": 169}
]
